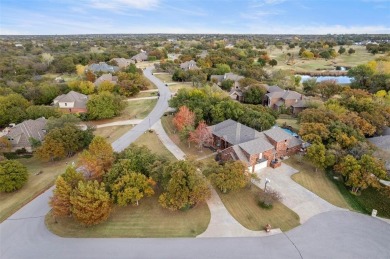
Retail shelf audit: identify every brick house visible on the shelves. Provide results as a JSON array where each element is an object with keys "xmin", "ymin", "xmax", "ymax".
[
  {"xmin": 53, "ymin": 91, "xmax": 88, "ymax": 114},
  {"xmin": 264, "ymin": 85, "xmax": 308, "ymax": 114},
  {"xmin": 209, "ymin": 119, "xmax": 303, "ymax": 172}
]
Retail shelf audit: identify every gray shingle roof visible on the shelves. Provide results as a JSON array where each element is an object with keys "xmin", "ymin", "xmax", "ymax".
[
  {"xmin": 263, "ymin": 126, "xmax": 294, "ymax": 142},
  {"xmin": 94, "ymin": 73, "xmax": 118, "ymax": 87},
  {"xmin": 87, "ymin": 62, "xmax": 119, "ymax": 73},
  {"xmin": 232, "ymin": 145, "xmax": 249, "ymax": 164},
  {"xmin": 53, "ymin": 91, "xmax": 88, "ymax": 109},
  {"xmin": 6, "ymin": 117, "xmax": 47, "ymax": 148},
  {"xmin": 265, "ymin": 85, "xmax": 283, "ymax": 93},
  {"xmin": 238, "ymin": 136, "xmax": 275, "ymax": 155},
  {"xmin": 292, "ymin": 99, "xmax": 308, "ymax": 108},
  {"xmin": 209, "ymin": 119, "xmax": 262, "ymax": 145},
  {"xmin": 288, "ymin": 136, "xmax": 303, "ymax": 148},
  {"xmin": 180, "ymin": 60, "xmax": 198, "ymax": 70},
  {"xmin": 266, "ymin": 90, "xmax": 302, "ymax": 100},
  {"xmin": 131, "ymin": 52, "xmax": 148, "ymax": 62}
]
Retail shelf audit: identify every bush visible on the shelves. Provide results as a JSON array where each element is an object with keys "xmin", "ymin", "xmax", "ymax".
[
  {"xmin": 257, "ymin": 189, "xmax": 282, "ymax": 209},
  {"xmin": 0, "ymin": 160, "xmax": 29, "ymax": 192}
]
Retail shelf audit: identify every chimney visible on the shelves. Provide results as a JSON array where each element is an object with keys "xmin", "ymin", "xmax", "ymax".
[{"xmin": 235, "ymin": 123, "xmax": 241, "ymax": 144}]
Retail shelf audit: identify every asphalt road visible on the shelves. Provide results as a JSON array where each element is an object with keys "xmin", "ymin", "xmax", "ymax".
[
  {"xmin": 111, "ymin": 67, "xmax": 171, "ymax": 152},
  {"xmin": 1, "ymin": 69, "xmax": 390, "ymax": 259}
]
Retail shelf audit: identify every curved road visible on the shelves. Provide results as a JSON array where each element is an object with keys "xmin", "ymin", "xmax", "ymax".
[
  {"xmin": 1, "ymin": 69, "xmax": 390, "ymax": 258},
  {"xmin": 111, "ymin": 67, "xmax": 171, "ymax": 152}
]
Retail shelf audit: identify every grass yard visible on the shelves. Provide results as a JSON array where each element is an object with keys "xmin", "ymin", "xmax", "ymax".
[
  {"xmin": 0, "ymin": 156, "xmax": 75, "ymax": 222},
  {"xmin": 286, "ymin": 155, "xmax": 352, "ymax": 210},
  {"xmin": 276, "ymin": 114, "xmax": 300, "ymax": 132},
  {"xmin": 94, "ymin": 125, "xmax": 133, "ymax": 143},
  {"xmin": 133, "ymin": 91, "xmax": 158, "ymax": 98},
  {"xmin": 89, "ymin": 99, "xmax": 157, "ymax": 126},
  {"xmin": 168, "ymin": 82, "xmax": 193, "ymax": 93},
  {"xmin": 46, "ymin": 190, "xmax": 210, "ymax": 238},
  {"xmin": 154, "ymin": 73, "xmax": 173, "ymax": 83},
  {"xmin": 217, "ymin": 185, "xmax": 300, "ymax": 231},
  {"xmin": 161, "ymin": 115, "xmax": 214, "ymax": 160},
  {"xmin": 133, "ymin": 131, "xmax": 177, "ymax": 161}
]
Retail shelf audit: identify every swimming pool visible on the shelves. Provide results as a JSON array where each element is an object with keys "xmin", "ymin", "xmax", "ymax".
[{"xmin": 283, "ymin": 128, "xmax": 299, "ymax": 137}]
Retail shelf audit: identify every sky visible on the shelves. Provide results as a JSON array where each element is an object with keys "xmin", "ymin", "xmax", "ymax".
[{"xmin": 0, "ymin": 0, "xmax": 389, "ymax": 35}]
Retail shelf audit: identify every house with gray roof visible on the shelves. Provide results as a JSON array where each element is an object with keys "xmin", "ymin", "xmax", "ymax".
[
  {"xmin": 86, "ymin": 62, "xmax": 119, "ymax": 74},
  {"xmin": 180, "ymin": 60, "xmax": 199, "ymax": 71},
  {"xmin": 209, "ymin": 119, "xmax": 303, "ymax": 172},
  {"xmin": 264, "ymin": 85, "xmax": 308, "ymax": 114},
  {"xmin": 53, "ymin": 91, "xmax": 88, "ymax": 113},
  {"xmin": 5, "ymin": 117, "xmax": 47, "ymax": 152}
]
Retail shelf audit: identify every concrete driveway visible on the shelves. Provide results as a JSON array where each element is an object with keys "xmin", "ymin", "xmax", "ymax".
[{"xmin": 253, "ymin": 163, "xmax": 344, "ymax": 223}]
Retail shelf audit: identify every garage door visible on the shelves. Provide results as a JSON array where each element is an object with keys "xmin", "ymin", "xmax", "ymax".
[{"xmin": 254, "ymin": 160, "xmax": 268, "ymax": 171}]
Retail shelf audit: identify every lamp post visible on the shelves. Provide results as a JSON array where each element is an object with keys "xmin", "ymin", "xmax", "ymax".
[{"xmin": 264, "ymin": 178, "xmax": 270, "ymax": 192}]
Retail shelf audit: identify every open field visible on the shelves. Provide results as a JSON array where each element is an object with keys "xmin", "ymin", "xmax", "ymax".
[
  {"xmin": 286, "ymin": 156, "xmax": 352, "ymax": 210},
  {"xmin": 94, "ymin": 125, "xmax": 133, "ymax": 143},
  {"xmin": 168, "ymin": 82, "xmax": 193, "ymax": 93},
  {"xmin": 0, "ymin": 156, "xmax": 75, "ymax": 222},
  {"xmin": 46, "ymin": 191, "xmax": 211, "ymax": 238},
  {"xmin": 276, "ymin": 114, "xmax": 300, "ymax": 132},
  {"xmin": 154, "ymin": 73, "xmax": 173, "ymax": 83},
  {"xmin": 133, "ymin": 130, "xmax": 177, "ymax": 161},
  {"xmin": 267, "ymin": 45, "xmax": 384, "ymax": 72},
  {"xmin": 161, "ymin": 115, "xmax": 214, "ymax": 160},
  {"xmin": 217, "ymin": 185, "xmax": 300, "ymax": 232}
]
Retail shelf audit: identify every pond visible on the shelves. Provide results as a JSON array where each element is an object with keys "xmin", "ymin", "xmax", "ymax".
[{"xmin": 299, "ymin": 75, "xmax": 352, "ymax": 84}]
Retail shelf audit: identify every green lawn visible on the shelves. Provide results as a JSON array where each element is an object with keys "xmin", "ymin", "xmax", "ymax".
[
  {"xmin": 46, "ymin": 190, "xmax": 210, "ymax": 237},
  {"xmin": 94, "ymin": 125, "xmax": 133, "ymax": 143},
  {"xmin": 286, "ymin": 156, "xmax": 352, "ymax": 210},
  {"xmin": 161, "ymin": 115, "xmax": 213, "ymax": 160},
  {"xmin": 276, "ymin": 114, "xmax": 300, "ymax": 132},
  {"xmin": 168, "ymin": 82, "xmax": 193, "ymax": 93},
  {"xmin": 133, "ymin": 131, "xmax": 177, "ymax": 161},
  {"xmin": 217, "ymin": 185, "xmax": 300, "ymax": 231},
  {"xmin": 0, "ymin": 156, "xmax": 74, "ymax": 222}
]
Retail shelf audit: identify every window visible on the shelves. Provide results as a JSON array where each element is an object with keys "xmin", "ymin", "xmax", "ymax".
[{"xmin": 64, "ymin": 103, "xmax": 67, "ymax": 106}]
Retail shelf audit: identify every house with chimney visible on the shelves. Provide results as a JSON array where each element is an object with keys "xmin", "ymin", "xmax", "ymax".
[
  {"xmin": 5, "ymin": 117, "xmax": 47, "ymax": 152},
  {"xmin": 209, "ymin": 119, "xmax": 303, "ymax": 172},
  {"xmin": 264, "ymin": 85, "xmax": 308, "ymax": 115},
  {"xmin": 53, "ymin": 91, "xmax": 88, "ymax": 114}
]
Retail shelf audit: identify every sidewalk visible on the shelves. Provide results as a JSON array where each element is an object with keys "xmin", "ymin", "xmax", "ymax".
[
  {"xmin": 95, "ymin": 119, "xmax": 143, "ymax": 128},
  {"xmin": 152, "ymin": 120, "xmax": 186, "ymax": 160}
]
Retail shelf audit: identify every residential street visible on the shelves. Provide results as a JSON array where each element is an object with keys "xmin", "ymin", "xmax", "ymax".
[
  {"xmin": 1, "ymin": 68, "xmax": 390, "ymax": 259},
  {"xmin": 111, "ymin": 67, "xmax": 171, "ymax": 152}
]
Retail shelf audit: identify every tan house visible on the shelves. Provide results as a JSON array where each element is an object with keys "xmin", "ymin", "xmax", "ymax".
[
  {"xmin": 131, "ymin": 51, "xmax": 148, "ymax": 63},
  {"xmin": 180, "ymin": 60, "xmax": 199, "ymax": 71},
  {"xmin": 264, "ymin": 85, "xmax": 308, "ymax": 114},
  {"xmin": 53, "ymin": 91, "xmax": 88, "ymax": 114},
  {"xmin": 210, "ymin": 73, "xmax": 244, "ymax": 89},
  {"xmin": 5, "ymin": 117, "xmax": 47, "ymax": 152},
  {"xmin": 94, "ymin": 73, "xmax": 118, "ymax": 87},
  {"xmin": 110, "ymin": 58, "xmax": 135, "ymax": 69},
  {"xmin": 209, "ymin": 119, "xmax": 302, "ymax": 172}
]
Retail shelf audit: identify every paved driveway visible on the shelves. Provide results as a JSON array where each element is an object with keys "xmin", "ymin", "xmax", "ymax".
[{"xmin": 254, "ymin": 163, "xmax": 344, "ymax": 223}]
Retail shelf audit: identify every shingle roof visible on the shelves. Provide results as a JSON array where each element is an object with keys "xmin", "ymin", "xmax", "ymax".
[
  {"xmin": 265, "ymin": 85, "xmax": 283, "ymax": 93},
  {"xmin": 266, "ymin": 90, "xmax": 302, "ymax": 100},
  {"xmin": 292, "ymin": 99, "xmax": 308, "ymax": 108},
  {"xmin": 208, "ymin": 119, "xmax": 262, "ymax": 145},
  {"xmin": 238, "ymin": 136, "xmax": 275, "ymax": 155},
  {"xmin": 232, "ymin": 145, "xmax": 249, "ymax": 164},
  {"xmin": 6, "ymin": 117, "xmax": 47, "ymax": 147},
  {"xmin": 368, "ymin": 136, "xmax": 390, "ymax": 152},
  {"xmin": 131, "ymin": 52, "xmax": 148, "ymax": 62},
  {"xmin": 288, "ymin": 136, "xmax": 303, "ymax": 148},
  {"xmin": 54, "ymin": 91, "xmax": 88, "ymax": 109},
  {"xmin": 88, "ymin": 62, "xmax": 119, "ymax": 73},
  {"xmin": 180, "ymin": 60, "xmax": 199, "ymax": 70},
  {"xmin": 110, "ymin": 58, "xmax": 134, "ymax": 68},
  {"xmin": 210, "ymin": 75, "xmax": 224, "ymax": 83},
  {"xmin": 94, "ymin": 73, "xmax": 118, "ymax": 86},
  {"xmin": 263, "ymin": 126, "xmax": 293, "ymax": 142},
  {"xmin": 224, "ymin": 73, "xmax": 244, "ymax": 82}
]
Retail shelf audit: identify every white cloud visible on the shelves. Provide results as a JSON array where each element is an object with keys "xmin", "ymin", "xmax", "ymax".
[{"xmin": 90, "ymin": 0, "xmax": 159, "ymax": 10}]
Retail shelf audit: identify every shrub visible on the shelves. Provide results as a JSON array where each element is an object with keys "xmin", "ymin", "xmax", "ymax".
[
  {"xmin": 0, "ymin": 160, "xmax": 29, "ymax": 192},
  {"xmin": 258, "ymin": 189, "xmax": 282, "ymax": 209}
]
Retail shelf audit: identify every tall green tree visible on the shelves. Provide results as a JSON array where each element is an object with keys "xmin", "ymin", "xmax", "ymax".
[
  {"xmin": 306, "ymin": 142, "xmax": 326, "ymax": 172},
  {"xmin": 210, "ymin": 161, "xmax": 248, "ymax": 193},
  {"xmin": 0, "ymin": 160, "xmax": 29, "ymax": 192},
  {"xmin": 87, "ymin": 92, "xmax": 124, "ymax": 120}
]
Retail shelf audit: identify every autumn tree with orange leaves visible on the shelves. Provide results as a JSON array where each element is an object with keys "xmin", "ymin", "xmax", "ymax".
[{"xmin": 172, "ymin": 106, "xmax": 195, "ymax": 132}]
